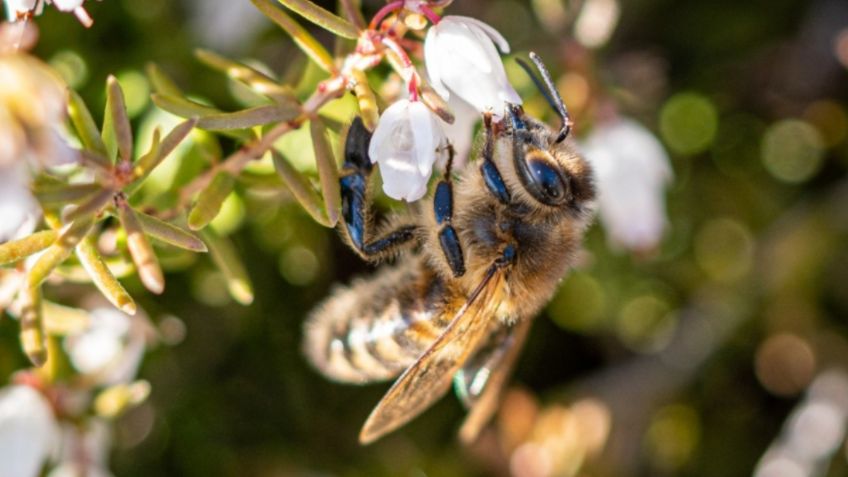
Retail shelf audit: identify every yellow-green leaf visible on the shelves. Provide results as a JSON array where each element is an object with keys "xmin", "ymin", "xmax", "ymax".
[
  {"xmin": 310, "ymin": 117, "xmax": 340, "ymax": 227},
  {"xmin": 145, "ymin": 62, "xmax": 184, "ymax": 96},
  {"xmin": 272, "ymin": 151, "xmax": 333, "ymax": 227},
  {"xmin": 188, "ymin": 171, "xmax": 237, "ymax": 231},
  {"xmin": 251, "ymin": 0, "xmax": 338, "ymax": 72},
  {"xmin": 275, "ymin": 0, "xmax": 359, "ymax": 39},
  {"xmin": 76, "ymin": 235, "xmax": 137, "ymax": 315},
  {"xmin": 195, "ymin": 49, "xmax": 299, "ymax": 105},
  {"xmin": 19, "ymin": 286, "xmax": 46, "ymax": 367},
  {"xmin": 202, "ymin": 229, "xmax": 254, "ymax": 305},
  {"xmin": 104, "ymin": 75, "xmax": 134, "ymax": 163},
  {"xmin": 137, "ymin": 211, "xmax": 208, "ymax": 252},
  {"xmin": 118, "ymin": 200, "xmax": 164, "ymax": 294},
  {"xmin": 67, "ymin": 89, "xmax": 107, "ymax": 156},
  {"xmin": 0, "ymin": 230, "xmax": 57, "ymax": 266}
]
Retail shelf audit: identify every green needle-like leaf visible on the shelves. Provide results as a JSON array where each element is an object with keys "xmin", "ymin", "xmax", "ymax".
[
  {"xmin": 272, "ymin": 151, "xmax": 334, "ymax": 227},
  {"xmin": 195, "ymin": 49, "xmax": 299, "ymax": 105},
  {"xmin": 188, "ymin": 171, "xmax": 237, "ymax": 231},
  {"xmin": 19, "ymin": 286, "xmax": 46, "ymax": 367},
  {"xmin": 104, "ymin": 76, "xmax": 134, "ymax": 163},
  {"xmin": 145, "ymin": 63, "xmax": 184, "ymax": 96},
  {"xmin": 134, "ymin": 118, "xmax": 198, "ymax": 182},
  {"xmin": 251, "ymin": 0, "xmax": 338, "ymax": 72},
  {"xmin": 118, "ymin": 200, "xmax": 165, "ymax": 294},
  {"xmin": 67, "ymin": 89, "xmax": 107, "ymax": 156},
  {"xmin": 62, "ymin": 188, "xmax": 114, "ymax": 224},
  {"xmin": 151, "ymin": 93, "xmax": 297, "ymax": 131},
  {"xmin": 310, "ymin": 117, "xmax": 341, "ymax": 227},
  {"xmin": 0, "ymin": 230, "xmax": 57, "ymax": 266},
  {"xmin": 202, "ymin": 229, "xmax": 254, "ymax": 305},
  {"xmin": 76, "ymin": 235, "xmax": 137, "ymax": 315},
  {"xmin": 137, "ymin": 212, "xmax": 208, "ymax": 252},
  {"xmin": 28, "ymin": 218, "xmax": 93, "ymax": 289},
  {"xmin": 275, "ymin": 0, "xmax": 359, "ymax": 38}
]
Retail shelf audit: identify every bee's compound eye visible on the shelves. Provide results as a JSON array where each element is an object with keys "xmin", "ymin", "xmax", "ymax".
[{"xmin": 527, "ymin": 159, "xmax": 569, "ymax": 204}]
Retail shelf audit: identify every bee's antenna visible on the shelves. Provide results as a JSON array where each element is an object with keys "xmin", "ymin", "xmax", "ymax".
[{"xmin": 516, "ymin": 52, "xmax": 572, "ymax": 143}]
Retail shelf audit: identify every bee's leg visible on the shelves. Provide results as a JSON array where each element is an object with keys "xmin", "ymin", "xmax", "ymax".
[
  {"xmin": 340, "ymin": 117, "xmax": 418, "ymax": 260},
  {"xmin": 434, "ymin": 145, "xmax": 466, "ymax": 277},
  {"xmin": 479, "ymin": 113, "xmax": 511, "ymax": 205}
]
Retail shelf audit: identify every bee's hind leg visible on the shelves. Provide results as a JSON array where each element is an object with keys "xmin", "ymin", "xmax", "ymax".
[
  {"xmin": 339, "ymin": 117, "xmax": 418, "ymax": 260},
  {"xmin": 433, "ymin": 144, "xmax": 466, "ymax": 277}
]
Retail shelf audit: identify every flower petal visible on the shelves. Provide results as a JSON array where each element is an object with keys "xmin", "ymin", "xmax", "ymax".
[
  {"xmin": 424, "ymin": 27, "xmax": 450, "ymax": 101},
  {"xmin": 449, "ymin": 15, "xmax": 512, "ymax": 54},
  {"xmin": 0, "ymin": 385, "xmax": 59, "ymax": 477},
  {"xmin": 408, "ymin": 102, "xmax": 441, "ymax": 175},
  {"xmin": 368, "ymin": 99, "xmax": 412, "ymax": 164}
]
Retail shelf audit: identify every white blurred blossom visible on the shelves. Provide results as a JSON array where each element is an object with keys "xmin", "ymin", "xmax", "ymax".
[
  {"xmin": 0, "ymin": 385, "xmax": 60, "ymax": 477},
  {"xmin": 581, "ymin": 117, "xmax": 673, "ymax": 252},
  {"xmin": 185, "ymin": 0, "xmax": 266, "ymax": 53},
  {"xmin": 424, "ymin": 15, "xmax": 521, "ymax": 115},
  {"xmin": 439, "ymin": 94, "xmax": 479, "ymax": 170},
  {"xmin": 574, "ymin": 0, "xmax": 621, "ymax": 49},
  {"xmin": 754, "ymin": 370, "xmax": 848, "ymax": 477},
  {"xmin": 369, "ymin": 99, "xmax": 446, "ymax": 202},
  {"xmin": 64, "ymin": 307, "xmax": 149, "ymax": 385},
  {"xmin": 49, "ymin": 420, "xmax": 113, "ymax": 477}
]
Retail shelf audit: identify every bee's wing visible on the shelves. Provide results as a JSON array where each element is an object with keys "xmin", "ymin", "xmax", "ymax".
[
  {"xmin": 456, "ymin": 317, "xmax": 533, "ymax": 444},
  {"xmin": 358, "ymin": 266, "xmax": 503, "ymax": 445}
]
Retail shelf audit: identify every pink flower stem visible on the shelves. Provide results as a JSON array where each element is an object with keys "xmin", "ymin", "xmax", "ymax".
[
  {"xmin": 381, "ymin": 36, "xmax": 419, "ymax": 101},
  {"xmin": 369, "ymin": 1, "xmax": 404, "ymax": 30},
  {"xmin": 418, "ymin": 4, "xmax": 441, "ymax": 24}
]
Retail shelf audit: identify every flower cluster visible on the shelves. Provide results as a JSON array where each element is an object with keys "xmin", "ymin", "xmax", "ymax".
[{"xmin": 364, "ymin": 6, "xmax": 521, "ymax": 201}]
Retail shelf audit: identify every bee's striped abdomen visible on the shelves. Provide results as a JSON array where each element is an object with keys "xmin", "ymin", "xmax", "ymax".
[{"xmin": 304, "ymin": 258, "xmax": 452, "ymax": 383}]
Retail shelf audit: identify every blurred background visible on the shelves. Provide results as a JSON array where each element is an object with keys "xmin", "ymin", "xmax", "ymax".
[{"xmin": 2, "ymin": 0, "xmax": 848, "ymax": 475}]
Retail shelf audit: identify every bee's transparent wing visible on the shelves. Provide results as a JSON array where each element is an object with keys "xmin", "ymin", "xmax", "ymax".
[
  {"xmin": 358, "ymin": 268, "xmax": 503, "ymax": 445},
  {"xmin": 455, "ymin": 317, "xmax": 533, "ymax": 444}
]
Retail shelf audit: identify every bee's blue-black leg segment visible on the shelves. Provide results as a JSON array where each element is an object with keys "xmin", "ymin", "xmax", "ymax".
[
  {"xmin": 434, "ymin": 145, "xmax": 466, "ymax": 277},
  {"xmin": 479, "ymin": 113, "xmax": 511, "ymax": 205},
  {"xmin": 340, "ymin": 117, "xmax": 418, "ymax": 259}
]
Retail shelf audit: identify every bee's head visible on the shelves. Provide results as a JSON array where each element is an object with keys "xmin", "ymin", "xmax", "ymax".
[{"xmin": 506, "ymin": 53, "xmax": 594, "ymax": 212}]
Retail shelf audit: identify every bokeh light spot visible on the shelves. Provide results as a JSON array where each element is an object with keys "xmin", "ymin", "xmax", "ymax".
[
  {"xmin": 116, "ymin": 70, "xmax": 151, "ymax": 118},
  {"xmin": 761, "ymin": 119, "xmax": 825, "ymax": 184},
  {"xmin": 694, "ymin": 218, "xmax": 754, "ymax": 282},
  {"xmin": 549, "ymin": 272, "xmax": 606, "ymax": 332},
  {"xmin": 278, "ymin": 246, "xmax": 320, "ymax": 286},
  {"xmin": 645, "ymin": 404, "xmax": 700, "ymax": 472},
  {"xmin": 755, "ymin": 333, "xmax": 815, "ymax": 396},
  {"xmin": 48, "ymin": 50, "xmax": 88, "ymax": 89},
  {"xmin": 209, "ymin": 192, "xmax": 245, "ymax": 236},
  {"xmin": 659, "ymin": 93, "xmax": 719, "ymax": 155},
  {"xmin": 616, "ymin": 294, "xmax": 676, "ymax": 353}
]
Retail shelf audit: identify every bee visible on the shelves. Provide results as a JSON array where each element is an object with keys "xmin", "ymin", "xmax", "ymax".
[{"xmin": 304, "ymin": 53, "xmax": 596, "ymax": 445}]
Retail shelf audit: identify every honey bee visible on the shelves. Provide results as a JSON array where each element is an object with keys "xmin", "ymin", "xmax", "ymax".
[{"xmin": 304, "ymin": 53, "xmax": 596, "ymax": 444}]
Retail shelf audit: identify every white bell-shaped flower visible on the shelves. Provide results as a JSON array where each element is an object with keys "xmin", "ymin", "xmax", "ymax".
[
  {"xmin": 369, "ymin": 99, "xmax": 446, "ymax": 202},
  {"xmin": 438, "ymin": 95, "xmax": 479, "ymax": 171},
  {"xmin": 0, "ymin": 385, "xmax": 60, "ymax": 477},
  {"xmin": 64, "ymin": 307, "xmax": 148, "ymax": 386},
  {"xmin": 581, "ymin": 117, "xmax": 673, "ymax": 252},
  {"xmin": 424, "ymin": 16, "xmax": 522, "ymax": 115}
]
